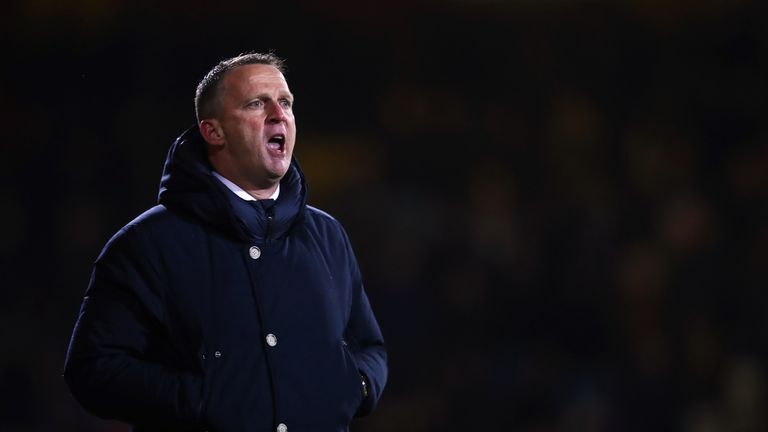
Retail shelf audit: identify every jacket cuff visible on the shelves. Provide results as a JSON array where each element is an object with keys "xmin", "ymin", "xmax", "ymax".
[{"xmin": 354, "ymin": 368, "xmax": 375, "ymax": 417}]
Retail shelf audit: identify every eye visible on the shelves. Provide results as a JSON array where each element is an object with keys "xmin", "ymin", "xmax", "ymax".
[
  {"xmin": 279, "ymin": 99, "xmax": 292, "ymax": 109},
  {"xmin": 247, "ymin": 100, "xmax": 264, "ymax": 108}
]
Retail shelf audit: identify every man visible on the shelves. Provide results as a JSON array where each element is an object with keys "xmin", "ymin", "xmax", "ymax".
[{"xmin": 64, "ymin": 52, "xmax": 387, "ymax": 432}]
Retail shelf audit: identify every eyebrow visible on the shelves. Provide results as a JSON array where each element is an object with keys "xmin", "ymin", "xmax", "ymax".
[{"xmin": 249, "ymin": 92, "xmax": 294, "ymax": 101}]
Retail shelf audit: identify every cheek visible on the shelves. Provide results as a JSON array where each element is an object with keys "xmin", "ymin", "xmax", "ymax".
[{"xmin": 244, "ymin": 123, "xmax": 266, "ymax": 144}]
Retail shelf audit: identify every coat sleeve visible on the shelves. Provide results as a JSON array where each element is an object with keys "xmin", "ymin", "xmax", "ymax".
[
  {"xmin": 341, "ymin": 229, "xmax": 388, "ymax": 417},
  {"xmin": 63, "ymin": 224, "xmax": 204, "ymax": 430}
]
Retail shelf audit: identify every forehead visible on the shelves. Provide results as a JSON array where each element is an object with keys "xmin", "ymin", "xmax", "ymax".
[{"xmin": 221, "ymin": 64, "xmax": 290, "ymax": 95}]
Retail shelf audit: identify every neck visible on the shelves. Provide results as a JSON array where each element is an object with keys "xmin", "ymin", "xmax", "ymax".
[
  {"xmin": 210, "ymin": 166, "xmax": 280, "ymax": 200},
  {"xmin": 244, "ymin": 184, "xmax": 279, "ymax": 200},
  {"xmin": 226, "ymin": 174, "xmax": 279, "ymax": 200},
  {"xmin": 209, "ymin": 150, "xmax": 282, "ymax": 200}
]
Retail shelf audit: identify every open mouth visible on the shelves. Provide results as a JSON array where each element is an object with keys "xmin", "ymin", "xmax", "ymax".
[{"xmin": 267, "ymin": 134, "xmax": 286, "ymax": 154}]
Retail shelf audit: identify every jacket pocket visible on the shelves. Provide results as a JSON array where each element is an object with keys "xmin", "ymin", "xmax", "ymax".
[
  {"xmin": 197, "ymin": 345, "xmax": 214, "ymax": 428},
  {"xmin": 340, "ymin": 339, "xmax": 365, "ymax": 413}
]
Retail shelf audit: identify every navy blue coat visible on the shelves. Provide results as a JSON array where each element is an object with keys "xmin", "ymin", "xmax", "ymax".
[{"xmin": 64, "ymin": 127, "xmax": 387, "ymax": 432}]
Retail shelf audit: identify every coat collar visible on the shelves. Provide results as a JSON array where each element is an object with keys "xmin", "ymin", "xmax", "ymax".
[{"xmin": 157, "ymin": 126, "xmax": 307, "ymax": 242}]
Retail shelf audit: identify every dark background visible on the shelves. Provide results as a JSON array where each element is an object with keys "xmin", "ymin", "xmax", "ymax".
[{"xmin": 2, "ymin": 0, "xmax": 768, "ymax": 430}]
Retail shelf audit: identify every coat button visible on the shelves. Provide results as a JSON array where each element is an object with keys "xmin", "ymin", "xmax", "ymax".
[
  {"xmin": 214, "ymin": 351, "xmax": 222, "ymax": 358},
  {"xmin": 249, "ymin": 246, "xmax": 261, "ymax": 260},
  {"xmin": 277, "ymin": 423, "xmax": 287, "ymax": 432},
  {"xmin": 266, "ymin": 333, "xmax": 278, "ymax": 347}
]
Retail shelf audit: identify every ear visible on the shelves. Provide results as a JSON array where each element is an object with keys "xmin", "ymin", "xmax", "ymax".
[{"xmin": 199, "ymin": 119, "xmax": 225, "ymax": 146}]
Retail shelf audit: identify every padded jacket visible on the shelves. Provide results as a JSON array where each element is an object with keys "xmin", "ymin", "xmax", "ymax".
[{"xmin": 64, "ymin": 126, "xmax": 387, "ymax": 432}]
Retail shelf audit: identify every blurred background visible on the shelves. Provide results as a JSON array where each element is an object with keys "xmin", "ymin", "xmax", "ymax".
[{"xmin": 2, "ymin": 0, "xmax": 768, "ymax": 430}]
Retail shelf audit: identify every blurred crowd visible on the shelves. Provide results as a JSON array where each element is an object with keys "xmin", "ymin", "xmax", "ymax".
[{"xmin": 1, "ymin": 1, "xmax": 767, "ymax": 431}]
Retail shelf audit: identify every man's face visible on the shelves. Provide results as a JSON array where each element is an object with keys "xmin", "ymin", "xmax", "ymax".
[{"xmin": 213, "ymin": 63, "xmax": 296, "ymax": 188}]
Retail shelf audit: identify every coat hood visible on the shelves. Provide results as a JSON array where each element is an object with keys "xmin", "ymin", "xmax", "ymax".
[{"xmin": 157, "ymin": 126, "xmax": 307, "ymax": 242}]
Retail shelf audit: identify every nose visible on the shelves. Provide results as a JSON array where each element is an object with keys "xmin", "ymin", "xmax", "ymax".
[{"xmin": 267, "ymin": 101, "xmax": 288, "ymax": 124}]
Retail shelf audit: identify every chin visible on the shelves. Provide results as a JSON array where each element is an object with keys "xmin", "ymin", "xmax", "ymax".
[{"xmin": 267, "ymin": 167, "xmax": 289, "ymax": 180}]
